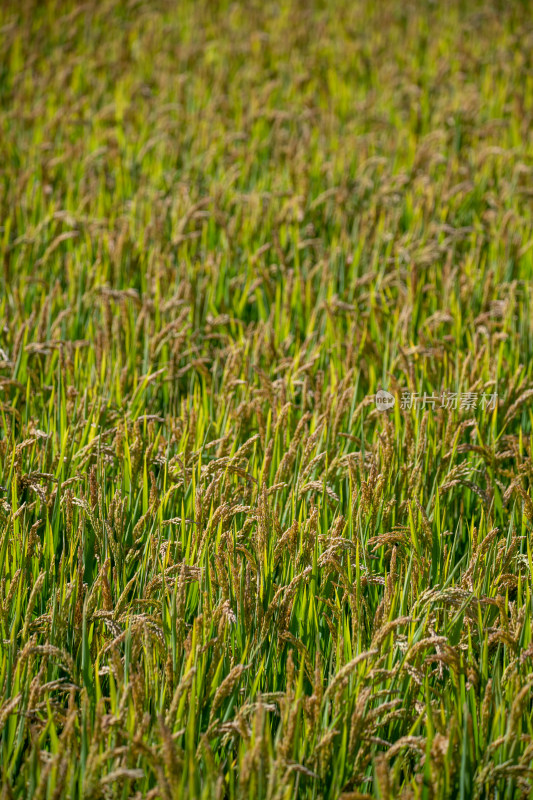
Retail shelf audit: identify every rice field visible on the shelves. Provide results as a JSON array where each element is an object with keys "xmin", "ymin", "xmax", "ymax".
[{"xmin": 1, "ymin": 0, "xmax": 533, "ymax": 797}]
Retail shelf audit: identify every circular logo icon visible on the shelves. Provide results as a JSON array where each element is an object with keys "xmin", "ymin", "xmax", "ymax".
[{"xmin": 375, "ymin": 389, "xmax": 395, "ymax": 411}]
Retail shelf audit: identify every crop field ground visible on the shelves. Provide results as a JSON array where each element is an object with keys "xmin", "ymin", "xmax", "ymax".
[{"xmin": 1, "ymin": 0, "xmax": 533, "ymax": 798}]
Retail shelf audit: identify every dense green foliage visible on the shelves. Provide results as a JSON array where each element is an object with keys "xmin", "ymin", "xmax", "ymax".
[{"xmin": 1, "ymin": 0, "xmax": 533, "ymax": 797}]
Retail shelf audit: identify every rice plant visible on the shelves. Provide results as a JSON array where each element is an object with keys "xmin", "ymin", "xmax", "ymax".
[{"xmin": 1, "ymin": 0, "xmax": 533, "ymax": 797}]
